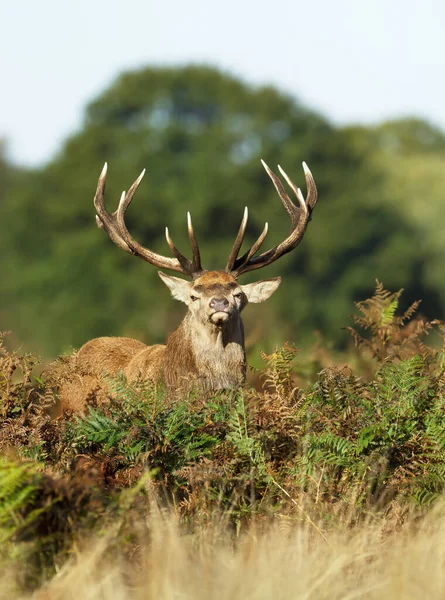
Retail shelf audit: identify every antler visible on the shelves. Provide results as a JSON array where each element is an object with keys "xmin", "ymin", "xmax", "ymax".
[
  {"xmin": 94, "ymin": 163, "xmax": 202, "ymax": 278},
  {"xmin": 226, "ymin": 160, "xmax": 317, "ymax": 277}
]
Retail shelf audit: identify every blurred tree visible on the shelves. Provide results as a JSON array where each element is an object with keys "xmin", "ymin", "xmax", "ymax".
[
  {"xmin": 372, "ymin": 119, "xmax": 445, "ymax": 318},
  {"xmin": 0, "ymin": 67, "xmax": 441, "ymax": 357},
  {"xmin": 337, "ymin": 119, "xmax": 445, "ymax": 320},
  {"xmin": 0, "ymin": 141, "xmax": 28, "ymax": 340}
]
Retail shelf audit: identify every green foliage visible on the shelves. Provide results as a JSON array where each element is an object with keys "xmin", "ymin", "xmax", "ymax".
[
  {"xmin": 68, "ymin": 406, "xmax": 127, "ymax": 450},
  {"xmin": 65, "ymin": 374, "xmax": 158, "ymax": 461},
  {"xmin": 0, "ymin": 332, "xmax": 41, "ymax": 420},
  {"xmin": 0, "ymin": 457, "xmax": 84, "ymax": 588},
  {"xmin": 0, "ymin": 459, "xmax": 43, "ymax": 543}
]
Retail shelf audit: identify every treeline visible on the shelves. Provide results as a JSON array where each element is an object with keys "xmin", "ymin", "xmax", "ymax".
[{"xmin": 1, "ymin": 66, "xmax": 445, "ymax": 357}]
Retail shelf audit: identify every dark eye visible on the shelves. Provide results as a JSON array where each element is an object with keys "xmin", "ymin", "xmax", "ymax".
[
  {"xmin": 234, "ymin": 292, "xmax": 243, "ymax": 299},
  {"xmin": 190, "ymin": 295, "xmax": 199, "ymax": 301}
]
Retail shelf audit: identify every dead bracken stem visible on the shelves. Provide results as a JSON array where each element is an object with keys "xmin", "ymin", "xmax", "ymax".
[{"xmin": 269, "ymin": 475, "xmax": 330, "ymax": 545}]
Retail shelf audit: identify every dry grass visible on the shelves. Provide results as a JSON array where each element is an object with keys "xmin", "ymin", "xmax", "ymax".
[{"xmin": 2, "ymin": 502, "xmax": 444, "ymax": 600}]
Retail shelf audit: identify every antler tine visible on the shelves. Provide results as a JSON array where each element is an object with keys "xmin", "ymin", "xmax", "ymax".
[
  {"xmin": 93, "ymin": 162, "xmax": 108, "ymax": 215},
  {"xmin": 231, "ymin": 160, "xmax": 318, "ymax": 277},
  {"xmin": 234, "ymin": 221, "xmax": 269, "ymax": 269},
  {"xmin": 187, "ymin": 212, "xmax": 202, "ymax": 273},
  {"xmin": 278, "ymin": 165, "xmax": 308, "ymax": 220},
  {"xmin": 163, "ymin": 213, "xmax": 203, "ymax": 276},
  {"xmin": 165, "ymin": 227, "xmax": 193, "ymax": 273},
  {"xmin": 94, "ymin": 164, "xmax": 199, "ymax": 277},
  {"xmin": 116, "ymin": 168, "xmax": 146, "ymax": 215},
  {"xmin": 260, "ymin": 160, "xmax": 300, "ymax": 228},
  {"xmin": 302, "ymin": 161, "xmax": 318, "ymax": 210},
  {"xmin": 93, "ymin": 163, "xmax": 135, "ymax": 255},
  {"xmin": 225, "ymin": 207, "xmax": 248, "ymax": 271}
]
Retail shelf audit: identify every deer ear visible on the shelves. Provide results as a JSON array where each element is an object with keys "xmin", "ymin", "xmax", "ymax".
[
  {"xmin": 158, "ymin": 272, "xmax": 191, "ymax": 304},
  {"xmin": 241, "ymin": 277, "xmax": 281, "ymax": 304}
]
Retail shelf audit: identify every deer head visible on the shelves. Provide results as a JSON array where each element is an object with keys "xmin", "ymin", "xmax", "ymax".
[
  {"xmin": 93, "ymin": 160, "xmax": 317, "ymax": 331},
  {"xmin": 157, "ymin": 270, "xmax": 281, "ymax": 329}
]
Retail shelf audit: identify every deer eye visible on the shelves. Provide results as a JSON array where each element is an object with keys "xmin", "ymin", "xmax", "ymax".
[
  {"xmin": 234, "ymin": 292, "xmax": 243, "ymax": 299},
  {"xmin": 190, "ymin": 294, "xmax": 199, "ymax": 302}
]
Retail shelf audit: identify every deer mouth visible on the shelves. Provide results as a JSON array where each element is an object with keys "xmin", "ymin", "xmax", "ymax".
[{"xmin": 209, "ymin": 311, "xmax": 231, "ymax": 326}]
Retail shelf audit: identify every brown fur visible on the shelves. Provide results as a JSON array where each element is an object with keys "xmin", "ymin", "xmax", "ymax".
[
  {"xmin": 59, "ymin": 337, "xmax": 151, "ymax": 412},
  {"xmin": 162, "ymin": 314, "xmax": 245, "ymax": 392},
  {"xmin": 60, "ymin": 271, "xmax": 280, "ymax": 412},
  {"xmin": 77, "ymin": 337, "xmax": 147, "ymax": 374},
  {"xmin": 193, "ymin": 271, "xmax": 236, "ymax": 286}
]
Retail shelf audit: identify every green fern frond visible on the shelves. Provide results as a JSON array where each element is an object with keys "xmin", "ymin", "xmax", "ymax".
[
  {"xmin": 0, "ymin": 459, "xmax": 43, "ymax": 543},
  {"xmin": 381, "ymin": 298, "xmax": 399, "ymax": 326}
]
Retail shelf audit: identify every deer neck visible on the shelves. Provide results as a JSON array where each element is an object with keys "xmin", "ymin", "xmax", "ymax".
[
  {"xmin": 190, "ymin": 313, "xmax": 244, "ymax": 348},
  {"xmin": 164, "ymin": 313, "xmax": 246, "ymax": 392}
]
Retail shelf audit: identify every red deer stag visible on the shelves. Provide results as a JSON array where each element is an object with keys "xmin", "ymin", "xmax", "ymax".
[{"xmin": 61, "ymin": 160, "xmax": 317, "ymax": 411}]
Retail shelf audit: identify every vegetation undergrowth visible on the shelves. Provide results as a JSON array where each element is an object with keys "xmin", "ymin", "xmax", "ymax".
[{"xmin": 1, "ymin": 282, "xmax": 445, "ymax": 593}]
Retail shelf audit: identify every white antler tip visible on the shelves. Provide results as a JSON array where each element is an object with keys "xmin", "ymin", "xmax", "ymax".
[
  {"xmin": 243, "ymin": 206, "xmax": 248, "ymax": 219},
  {"xmin": 264, "ymin": 222, "xmax": 269, "ymax": 233},
  {"xmin": 278, "ymin": 165, "xmax": 291, "ymax": 183},
  {"xmin": 302, "ymin": 161, "xmax": 310, "ymax": 174},
  {"xmin": 100, "ymin": 162, "xmax": 108, "ymax": 177}
]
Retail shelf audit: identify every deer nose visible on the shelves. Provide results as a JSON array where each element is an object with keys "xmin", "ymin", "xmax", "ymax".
[{"xmin": 209, "ymin": 297, "xmax": 229, "ymax": 311}]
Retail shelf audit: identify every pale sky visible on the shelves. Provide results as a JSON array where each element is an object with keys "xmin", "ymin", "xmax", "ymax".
[{"xmin": 2, "ymin": 0, "xmax": 444, "ymax": 166}]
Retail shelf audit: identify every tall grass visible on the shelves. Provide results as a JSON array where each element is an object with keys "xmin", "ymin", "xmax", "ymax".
[{"xmin": 6, "ymin": 504, "xmax": 445, "ymax": 600}]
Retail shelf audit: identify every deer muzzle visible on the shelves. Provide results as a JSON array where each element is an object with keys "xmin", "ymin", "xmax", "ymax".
[{"xmin": 209, "ymin": 297, "xmax": 231, "ymax": 325}]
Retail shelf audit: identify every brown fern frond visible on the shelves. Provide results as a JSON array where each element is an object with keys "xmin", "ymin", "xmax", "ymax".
[
  {"xmin": 346, "ymin": 283, "xmax": 436, "ymax": 365},
  {"xmin": 402, "ymin": 300, "xmax": 422, "ymax": 324}
]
